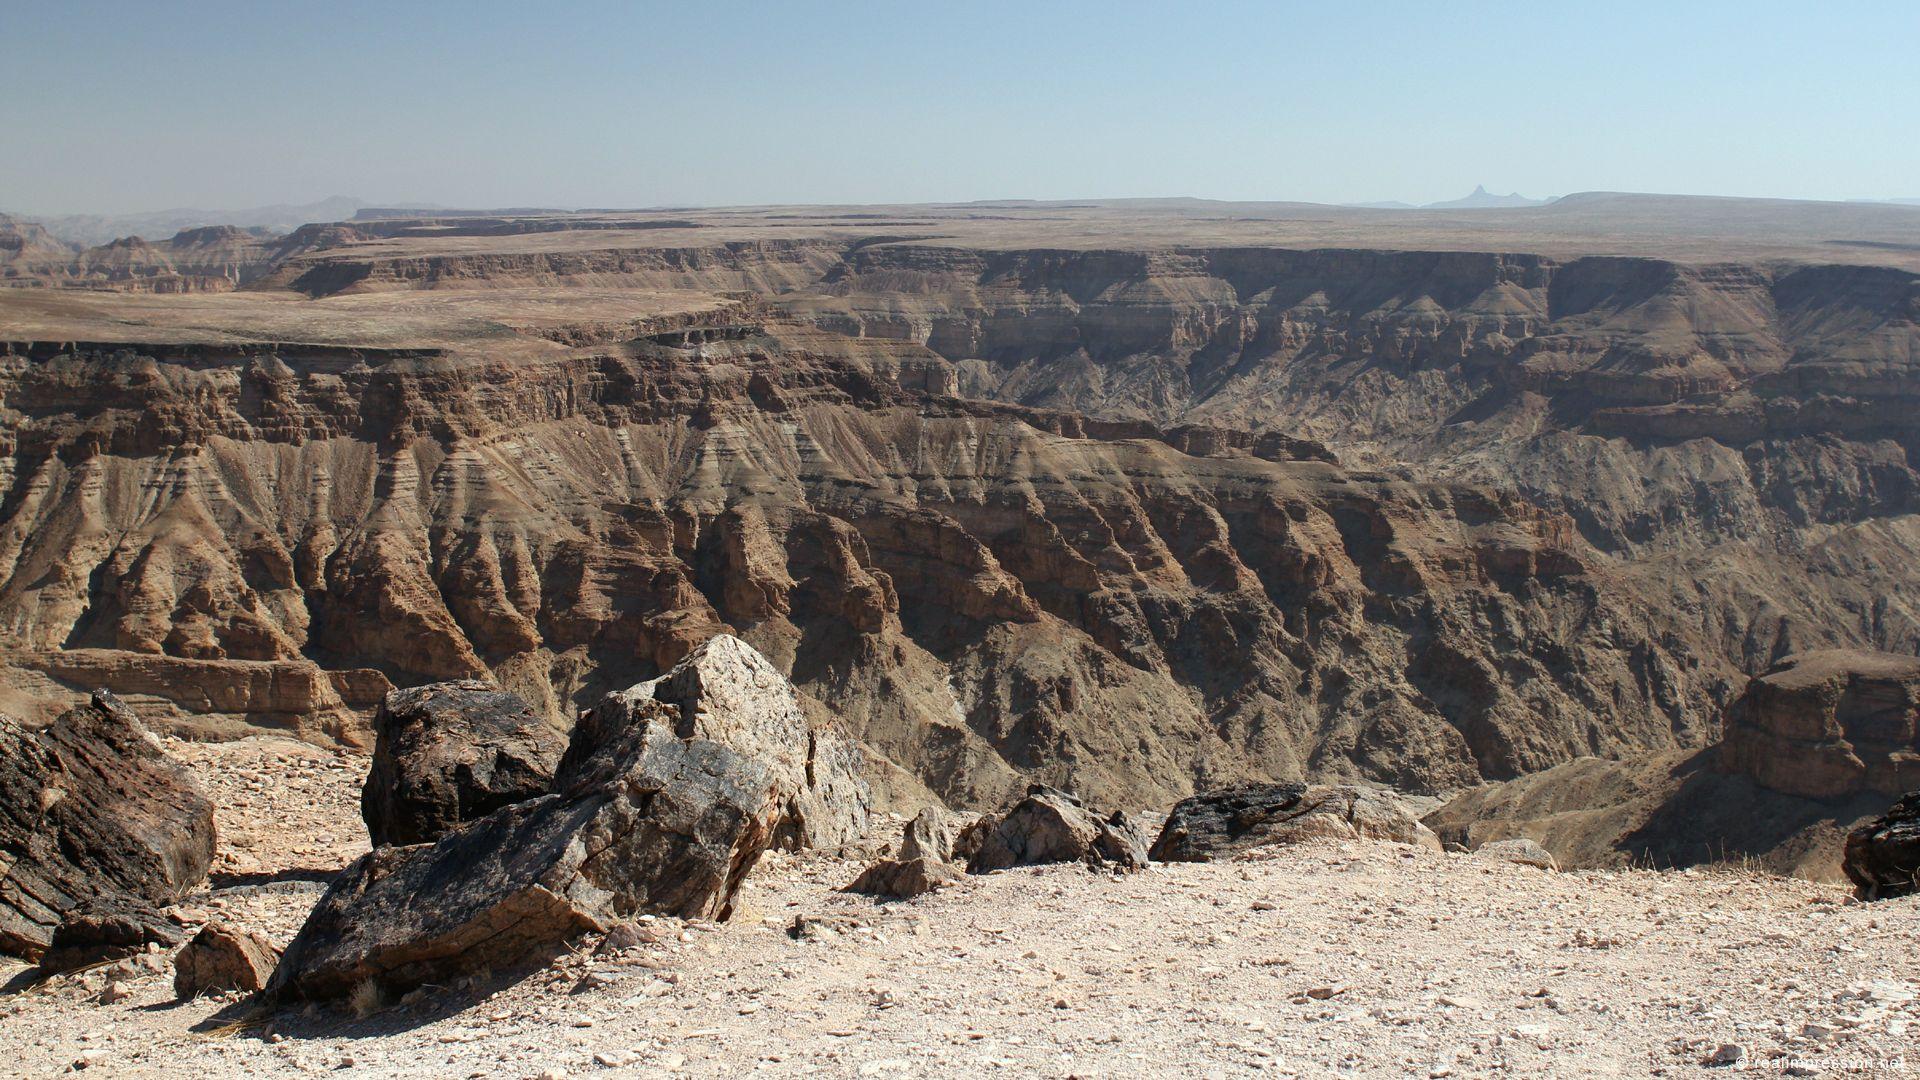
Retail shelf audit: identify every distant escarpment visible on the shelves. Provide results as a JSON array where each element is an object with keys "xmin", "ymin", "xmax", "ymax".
[
  {"xmin": 779, "ymin": 244, "xmax": 1920, "ymax": 667},
  {"xmin": 0, "ymin": 331, "xmax": 1729, "ymax": 808}
]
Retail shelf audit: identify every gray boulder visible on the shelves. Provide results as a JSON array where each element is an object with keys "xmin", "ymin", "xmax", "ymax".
[
  {"xmin": 963, "ymin": 786, "xmax": 1149, "ymax": 873},
  {"xmin": 0, "ymin": 692, "xmax": 214, "ymax": 961},
  {"xmin": 361, "ymin": 680, "xmax": 565, "ymax": 847},
  {"xmin": 267, "ymin": 698, "xmax": 783, "ymax": 1003},
  {"xmin": 610, "ymin": 635, "xmax": 869, "ymax": 849}
]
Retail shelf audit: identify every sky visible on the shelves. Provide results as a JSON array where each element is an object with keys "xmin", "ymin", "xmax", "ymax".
[{"xmin": 3, "ymin": 0, "xmax": 1917, "ymax": 215}]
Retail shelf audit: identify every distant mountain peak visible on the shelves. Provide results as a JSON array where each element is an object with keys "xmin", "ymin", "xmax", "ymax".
[{"xmin": 1424, "ymin": 186, "xmax": 1554, "ymax": 210}]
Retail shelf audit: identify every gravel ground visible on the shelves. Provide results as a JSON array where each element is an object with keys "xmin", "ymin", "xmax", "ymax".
[{"xmin": 2, "ymin": 737, "xmax": 1914, "ymax": 1079}]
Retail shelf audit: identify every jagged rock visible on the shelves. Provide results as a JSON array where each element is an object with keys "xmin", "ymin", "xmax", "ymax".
[
  {"xmin": 963, "ymin": 786, "xmax": 1149, "ymax": 873},
  {"xmin": 1843, "ymin": 793, "xmax": 1920, "ymax": 900},
  {"xmin": 596, "ymin": 635, "xmax": 870, "ymax": 849},
  {"xmin": 0, "ymin": 692, "xmax": 215, "ymax": 961},
  {"xmin": 1720, "ymin": 650, "xmax": 1920, "ymax": 799},
  {"xmin": 175, "ymin": 923, "xmax": 281, "ymax": 997},
  {"xmin": 898, "ymin": 806, "xmax": 955, "ymax": 863},
  {"xmin": 267, "ymin": 698, "xmax": 782, "ymax": 1003},
  {"xmin": 1150, "ymin": 783, "xmax": 1440, "ymax": 862},
  {"xmin": 1472, "ymin": 837, "xmax": 1560, "ymax": 871},
  {"xmin": 37, "ymin": 901, "xmax": 184, "ymax": 974},
  {"xmin": 360, "ymin": 681, "xmax": 565, "ymax": 846},
  {"xmin": 843, "ymin": 857, "xmax": 964, "ymax": 898}
]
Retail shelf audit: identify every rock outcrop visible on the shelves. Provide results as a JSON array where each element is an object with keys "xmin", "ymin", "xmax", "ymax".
[
  {"xmin": 1720, "ymin": 650, "xmax": 1920, "ymax": 800},
  {"xmin": 0, "ymin": 692, "xmax": 215, "ymax": 960},
  {"xmin": 1150, "ymin": 783, "xmax": 1440, "ymax": 862},
  {"xmin": 361, "ymin": 681, "xmax": 565, "ymax": 846},
  {"xmin": 960, "ymin": 786, "xmax": 1150, "ymax": 873},
  {"xmin": 1843, "ymin": 793, "xmax": 1920, "ymax": 900},
  {"xmin": 268, "ymin": 697, "xmax": 782, "ymax": 1002},
  {"xmin": 606, "ymin": 635, "xmax": 869, "ymax": 849},
  {"xmin": 175, "ymin": 923, "xmax": 281, "ymax": 997}
]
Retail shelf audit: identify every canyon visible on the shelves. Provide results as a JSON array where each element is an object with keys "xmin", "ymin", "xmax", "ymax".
[{"xmin": 3, "ymin": 195, "xmax": 1918, "ymax": 871}]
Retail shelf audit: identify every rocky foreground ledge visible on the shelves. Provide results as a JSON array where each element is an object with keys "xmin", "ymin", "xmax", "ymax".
[{"xmin": 0, "ymin": 727, "xmax": 1914, "ymax": 1078}]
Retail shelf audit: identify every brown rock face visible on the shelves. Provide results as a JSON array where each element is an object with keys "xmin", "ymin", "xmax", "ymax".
[
  {"xmin": 1719, "ymin": 650, "xmax": 1920, "ymax": 799},
  {"xmin": 268, "ymin": 698, "xmax": 781, "ymax": 1003},
  {"xmin": 0, "ymin": 339, "xmax": 1726, "ymax": 809},
  {"xmin": 361, "ymin": 680, "xmax": 566, "ymax": 847},
  {"xmin": 175, "ymin": 923, "xmax": 281, "ymax": 997},
  {"xmin": 0, "ymin": 691, "xmax": 214, "ymax": 960}
]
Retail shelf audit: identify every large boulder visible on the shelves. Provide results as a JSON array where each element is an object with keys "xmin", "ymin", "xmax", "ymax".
[
  {"xmin": 1843, "ymin": 793, "xmax": 1920, "ymax": 900},
  {"xmin": 267, "ymin": 698, "xmax": 783, "ymax": 1003},
  {"xmin": 361, "ymin": 681, "xmax": 565, "ymax": 847},
  {"xmin": 961, "ymin": 786, "xmax": 1149, "ymax": 873},
  {"xmin": 0, "ymin": 691, "xmax": 215, "ymax": 961},
  {"xmin": 1720, "ymin": 650, "xmax": 1920, "ymax": 800},
  {"xmin": 609, "ymin": 635, "xmax": 869, "ymax": 849},
  {"xmin": 1150, "ymin": 782, "xmax": 1441, "ymax": 862}
]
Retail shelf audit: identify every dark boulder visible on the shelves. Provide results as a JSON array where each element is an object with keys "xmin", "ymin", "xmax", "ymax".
[
  {"xmin": 38, "ymin": 900, "xmax": 184, "ymax": 974},
  {"xmin": 268, "ymin": 698, "xmax": 783, "ymax": 1003},
  {"xmin": 361, "ymin": 681, "xmax": 565, "ymax": 847},
  {"xmin": 1150, "ymin": 782, "xmax": 1440, "ymax": 862},
  {"xmin": 1844, "ymin": 793, "xmax": 1920, "ymax": 900},
  {"xmin": 0, "ymin": 692, "xmax": 214, "ymax": 961},
  {"xmin": 962, "ymin": 786, "xmax": 1149, "ymax": 873}
]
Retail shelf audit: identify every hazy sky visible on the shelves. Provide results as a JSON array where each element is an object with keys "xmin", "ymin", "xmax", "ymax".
[{"xmin": 4, "ymin": 0, "xmax": 1916, "ymax": 215}]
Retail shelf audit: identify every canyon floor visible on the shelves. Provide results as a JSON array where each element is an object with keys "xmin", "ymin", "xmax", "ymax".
[{"xmin": 2, "ymin": 736, "xmax": 1913, "ymax": 1079}]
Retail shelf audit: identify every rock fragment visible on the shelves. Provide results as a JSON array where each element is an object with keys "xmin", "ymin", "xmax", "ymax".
[
  {"xmin": 175, "ymin": 923, "xmax": 282, "ymax": 997},
  {"xmin": 1472, "ymin": 837, "xmax": 1560, "ymax": 871}
]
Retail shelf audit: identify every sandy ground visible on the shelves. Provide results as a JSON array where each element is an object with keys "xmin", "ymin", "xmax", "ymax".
[{"xmin": 2, "ymin": 736, "xmax": 1915, "ymax": 1079}]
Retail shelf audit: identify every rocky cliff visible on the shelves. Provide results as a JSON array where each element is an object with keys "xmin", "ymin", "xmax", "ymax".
[{"xmin": 0, "ymin": 327, "xmax": 1732, "ymax": 808}]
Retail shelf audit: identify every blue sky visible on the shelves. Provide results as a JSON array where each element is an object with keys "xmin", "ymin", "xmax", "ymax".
[{"xmin": 3, "ymin": 0, "xmax": 1916, "ymax": 214}]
